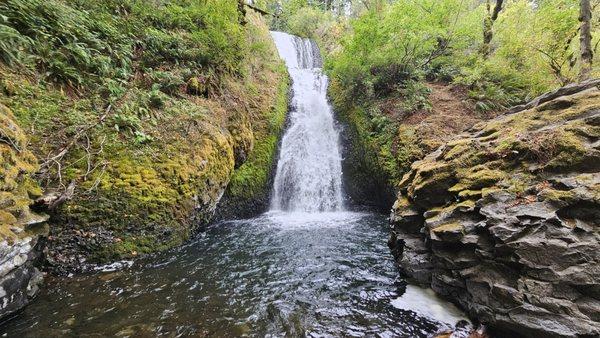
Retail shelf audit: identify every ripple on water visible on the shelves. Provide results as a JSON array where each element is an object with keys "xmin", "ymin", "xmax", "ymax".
[{"xmin": 0, "ymin": 212, "xmax": 466, "ymax": 337}]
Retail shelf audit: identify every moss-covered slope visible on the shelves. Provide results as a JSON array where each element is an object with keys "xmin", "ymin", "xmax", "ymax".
[
  {"xmin": 0, "ymin": 1, "xmax": 289, "ymax": 271},
  {"xmin": 215, "ymin": 74, "xmax": 290, "ymax": 220},
  {"xmin": 389, "ymin": 80, "xmax": 600, "ymax": 337},
  {"xmin": 329, "ymin": 79, "xmax": 492, "ymax": 210}
]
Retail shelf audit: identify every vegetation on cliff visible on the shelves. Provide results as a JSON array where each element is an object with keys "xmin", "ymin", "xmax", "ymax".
[
  {"xmin": 0, "ymin": 0, "xmax": 289, "ymax": 269},
  {"xmin": 0, "ymin": 103, "xmax": 47, "ymax": 318},
  {"xmin": 389, "ymin": 81, "xmax": 600, "ymax": 337}
]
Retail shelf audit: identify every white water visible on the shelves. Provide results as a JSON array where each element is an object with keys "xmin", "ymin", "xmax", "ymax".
[{"xmin": 270, "ymin": 31, "xmax": 344, "ymax": 212}]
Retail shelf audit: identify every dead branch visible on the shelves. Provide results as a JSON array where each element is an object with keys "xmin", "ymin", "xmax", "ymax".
[
  {"xmin": 40, "ymin": 104, "xmax": 111, "ymax": 169},
  {"xmin": 34, "ymin": 180, "xmax": 76, "ymax": 211}
]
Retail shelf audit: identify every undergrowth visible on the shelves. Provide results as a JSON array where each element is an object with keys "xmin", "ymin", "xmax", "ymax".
[{"xmin": 0, "ymin": 0, "xmax": 289, "ymax": 265}]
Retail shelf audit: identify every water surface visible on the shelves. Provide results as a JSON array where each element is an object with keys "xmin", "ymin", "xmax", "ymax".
[{"xmin": 1, "ymin": 212, "xmax": 466, "ymax": 337}]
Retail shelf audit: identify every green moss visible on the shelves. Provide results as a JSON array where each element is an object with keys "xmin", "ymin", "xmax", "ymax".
[
  {"xmin": 542, "ymin": 131, "xmax": 587, "ymax": 171},
  {"xmin": 410, "ymin": 162, "xmax": 455, "ymax": 193},
  {"xmin": 458, "ymin": 189, "xmax": 483, "ymax": 199},
  {"xmin": 0, "ymin": 104, "xmax": 46, "ymax": 242},
  {"xmin": 225, "ymin": 74, "xmax": 289, "ymax": 201},
  {"xmin": 451, "ymin": 167, "xmax": 506, "ymax": 192},
  {"xmin": 456, "ymin": 199, "xmax": 476, "ymax": 210},
  {"xmin": 539, "ymin": 189, "xmax": 576, "ymax": 204},
  {"xmin": 431, "ymin": 222, "xmax": 464, "ymax": 233}
]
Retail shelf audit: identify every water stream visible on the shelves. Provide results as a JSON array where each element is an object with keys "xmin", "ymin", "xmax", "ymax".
[
  {"xmin": 0, "ymin": 32, "xmax": 467, "ymax": 337},
  {"xmin": 270, "ymin": 32, "xmax": 344, "ymax": 212},
  {"xmin": 1, "ymin": 212, "xmax": 466, "ymax": 337}
]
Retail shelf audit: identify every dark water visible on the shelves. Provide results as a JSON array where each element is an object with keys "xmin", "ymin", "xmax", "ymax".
[{"xmin": 1, "ymin": 212, "xmax": 466, "ymax": 337}]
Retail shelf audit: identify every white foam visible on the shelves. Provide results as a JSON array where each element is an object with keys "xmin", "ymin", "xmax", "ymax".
[{"xmin": 390, "ymin": 285, "xmax": 469, "ymax": 327}]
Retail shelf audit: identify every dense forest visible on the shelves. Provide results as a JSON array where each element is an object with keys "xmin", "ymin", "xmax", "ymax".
[{"xmin": 0, "ymin": 0, "xmax": 598, "ymax": 337}]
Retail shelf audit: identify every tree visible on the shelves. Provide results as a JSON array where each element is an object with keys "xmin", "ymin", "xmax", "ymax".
[
  {"xmin": 579, "ymin": 0, "xmax": 593, "ymax": 81},
  {"xmin": 482, "ymin": 0, "xmax": 504, "ymax": 57}
]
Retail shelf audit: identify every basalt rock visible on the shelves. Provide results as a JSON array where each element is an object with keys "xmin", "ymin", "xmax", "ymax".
[
  {"xmin": 389, "ymin": 82, "xmax": 600, "ymax": 337},
  {"xmin": 0, "ymin": 104, "xmax": 48, "ymax": 320}
]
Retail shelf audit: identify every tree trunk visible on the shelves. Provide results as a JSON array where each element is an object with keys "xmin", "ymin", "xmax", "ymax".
[
  {"xmin": 579, "ymin": 0, "xmax": 593, "ymax": 81},
  {"xmin": 482, "ymin": 0, "xmax": 504, "ymax": 57}
]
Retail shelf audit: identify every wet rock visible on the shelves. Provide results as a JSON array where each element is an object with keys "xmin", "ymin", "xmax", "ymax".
[{"xmin": 390, "ymin": 84, "xmax": 600, "ymax": 337}]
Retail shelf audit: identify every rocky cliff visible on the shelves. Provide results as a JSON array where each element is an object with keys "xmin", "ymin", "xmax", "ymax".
[
  {"xmin": 389, "ymin": 80, "xmax": 600, "ymax": 337},
  {"xmin": 0, "ymin": 104, "xmax": 47, "ymax": 318}
]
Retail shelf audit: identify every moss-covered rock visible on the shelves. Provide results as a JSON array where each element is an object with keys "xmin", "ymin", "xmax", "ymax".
[
  {"xmin": 215, "ymin": 71, "xmax": 290, "ymax": 220},
  {"xmin": 389, "ymin": 80, "xmax": 600, "ymax": 337},
  {"xmin": 0, "ymin": 104, "xmax": 48, "ymax": 319},
  {"xmin": 0, "ymin": 10, "xmax": 289, "ymax": 272}
]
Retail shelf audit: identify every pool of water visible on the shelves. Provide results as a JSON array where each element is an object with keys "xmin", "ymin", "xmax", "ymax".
[{"xmin": 1, "ymin": 211, "xmax": 466, "ymax": 337}]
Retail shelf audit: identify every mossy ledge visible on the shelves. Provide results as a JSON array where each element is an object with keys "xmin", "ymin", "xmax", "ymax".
[
  {"xmin": 389, "ymin": 80, "xmax": 600, "ymax": 337},
  {"xmin": 0, "ymin": 104, "xmax": 48, "ymax": 319},
  {"xmin": 214, "ymin": 72, "xmax": 291, "ymax": 220}
]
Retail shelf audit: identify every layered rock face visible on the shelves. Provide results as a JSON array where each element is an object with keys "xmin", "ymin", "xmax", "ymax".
[
  {"xmin": 389, "ymin": 81, "xmax": 600, "ymax": 337},
  {"xmin": 0, "ymin": 104, "xmax": 48, "ymax": 319}
]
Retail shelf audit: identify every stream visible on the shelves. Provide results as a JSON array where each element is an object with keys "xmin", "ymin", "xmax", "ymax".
[{"xmin": 1, "ymin": 212, "xmax": 466, "ymax": 337}]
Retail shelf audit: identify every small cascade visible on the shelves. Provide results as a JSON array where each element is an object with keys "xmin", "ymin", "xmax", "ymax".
[{"xmin": 270, "ymin": 32, "xmax": 344, "ymax": 212}]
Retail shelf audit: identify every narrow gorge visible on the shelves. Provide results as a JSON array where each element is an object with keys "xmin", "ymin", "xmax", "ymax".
[
  {"xmin": 0, "ymin": 1, "xmax": 598, "ymax": 337},
  {"xmin": 1, "ymin": 31, "xmax": 470, "ymax": 337}
]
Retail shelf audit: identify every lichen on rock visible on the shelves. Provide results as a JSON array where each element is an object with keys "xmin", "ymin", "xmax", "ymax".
[
  {"xmin": 389, "ymin": 80, "xmax": 600, "ymax": 337},
  {"xmin": 0, "ymin": 104, "xmax": 48, "ymax": 319}
]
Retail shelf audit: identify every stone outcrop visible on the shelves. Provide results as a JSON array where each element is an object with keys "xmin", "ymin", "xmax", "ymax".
[
  {"xmin": 0, "ymin": 104, "xmax": 48, "ymax": 319},
  {"xmin": 389, "ymin": 82, "xmax": 600, "ymax": 337}
]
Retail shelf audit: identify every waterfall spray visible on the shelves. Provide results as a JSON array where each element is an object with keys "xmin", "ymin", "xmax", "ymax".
[{"xmin": 270, "ymin": 32, "xmax": 344, "ymax": 212}]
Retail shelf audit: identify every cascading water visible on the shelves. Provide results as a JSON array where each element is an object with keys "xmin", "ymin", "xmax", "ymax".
[
  {"xmin": 0, "ymin": 31, "xmax": 470, "ymax": 338},
  {"xmin": 270, "ymin": 31, "xmax": 344, "ymax": 212}
]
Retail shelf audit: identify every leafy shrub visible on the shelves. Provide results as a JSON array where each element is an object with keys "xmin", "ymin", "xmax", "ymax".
[
  {"xmin": 0, "ymin": 0, "xmax": 133, "ymax": 86},
  {"xmin": 0, "ymin": 0, "xmax": 250, "ymax": 86},
  {"xmin": 0, "ymin": 21, "xmax": 31, "ymax": 66},
  {"xmin": 286, "ymin": 6, "xmax": 333, "ymax": 39}
]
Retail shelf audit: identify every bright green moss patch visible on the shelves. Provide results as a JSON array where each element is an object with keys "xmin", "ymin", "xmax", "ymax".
[
  {"xmin": 452, "ymin": 167, "xmax": 507, "ymax": 192},
  {"xmin": 539, "ymin": 189, "xmax": 576, "ymax": 204},
  {"xmin": 0, "ymin": 104, "xmax": 46, "ymax": 243},
  {"xmin": 225, "ymin": 74, "xmax": 289, "ymax": 202}
]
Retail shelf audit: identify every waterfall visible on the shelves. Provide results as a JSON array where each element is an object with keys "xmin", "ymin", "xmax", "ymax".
[{"xmin": 270, "ymin": 31, "xmax": 344, "ymax": 212}]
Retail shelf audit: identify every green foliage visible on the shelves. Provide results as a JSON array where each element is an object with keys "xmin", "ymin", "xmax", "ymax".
[
  {"xmin": 327, "ymin": 0, "xmax": 599, "ymax": 112},
  {"xmin": 0, "ymin": 0, "xmax": 248, "ymax": 87},
  {"xmin": 285, "ymin": 6, "xmax": 333, "ymax": 39},
  {"xmin": 0, "ymin": 20, "xmax": 32, "ymax": 66},
  {"xmin": 0, "ymin": 1, "xmax": 291, "ymax": 264},
  {"xmin": 327, "ymin": 0, "xmax": 480, "ymax": 105},
  {"xmin": 0, "ymin": 0, "xmax": 133, "ymax": 86}
]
